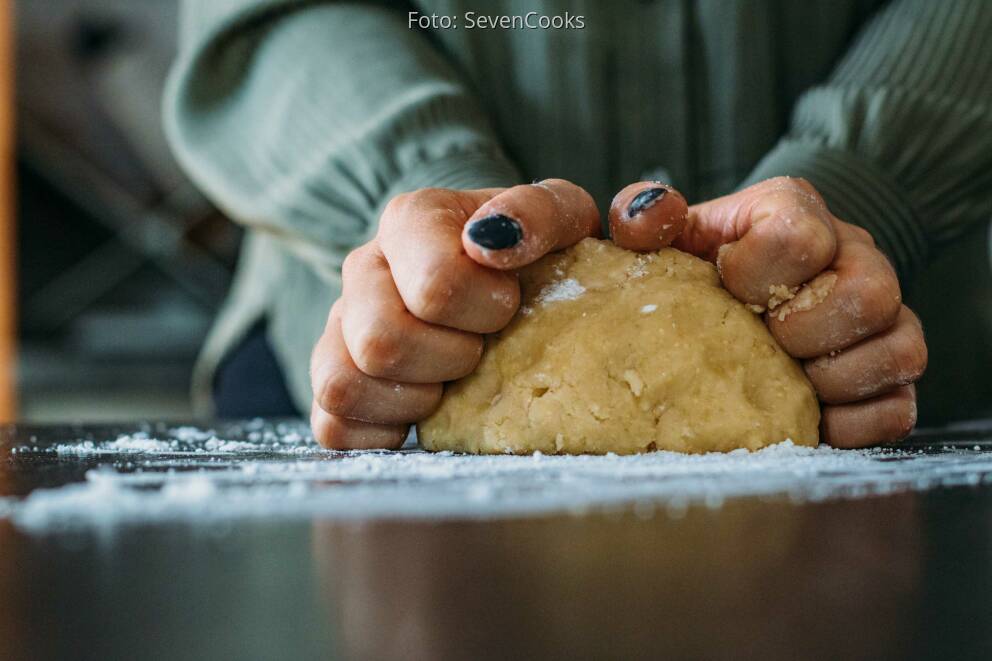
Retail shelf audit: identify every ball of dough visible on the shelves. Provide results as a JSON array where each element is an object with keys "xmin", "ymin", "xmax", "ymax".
[{"xmin": 418, "ymin": 238, "xmax": 820, "ymax": 455}]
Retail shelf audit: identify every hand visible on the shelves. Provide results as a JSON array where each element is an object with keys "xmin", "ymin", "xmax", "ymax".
[
  {"xmin": 610, "ymin": 177, "xmax": 927, "ymax": 448},
  {"xmin": 310, "ymin": 179, "xmax": 601, "ymax": 449}
]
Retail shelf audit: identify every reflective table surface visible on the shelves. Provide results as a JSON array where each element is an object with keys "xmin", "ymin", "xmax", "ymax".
[{"xmin": 1, "ymin": 421, "xmax": 992, "ymax": 661}]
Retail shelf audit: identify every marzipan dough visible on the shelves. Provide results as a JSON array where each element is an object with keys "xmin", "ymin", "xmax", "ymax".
[{"xmin": 418, "ymin": 238, "xmax": 819, "ymax": 454}]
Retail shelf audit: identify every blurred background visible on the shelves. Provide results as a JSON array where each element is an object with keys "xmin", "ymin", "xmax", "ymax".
[
  {"xmin": 0, "ymin": 1, "xmax": 986, "ymax": 427},
  {"xmin": 5, "ymin": 0, "xmax": 241, "ymax": 422}
]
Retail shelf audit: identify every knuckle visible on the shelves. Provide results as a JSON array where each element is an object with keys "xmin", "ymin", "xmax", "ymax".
[
  {"xmin": 485, "ymin": 284, "xmax": 521, "ymax": 328},
  {"xmin": 767, "ymin": 175, "xmax": 818, "ymax": 199},
  {"xmin": 784, "ymin": 210, "xmax": 834, "ymax": 256},
  {"xmin": 849, "ymin": 224, "xmax": 876, "ymax": 246},
  {"xmin": 790, "ymin": 177, "xmax": 824, "ymax": 205},
  {"xmin": 415, "ymin": 186, "xmax": 449, "ymax": 199},
  {"xmin": 382, "ymin": 190, "xmax": 449, "ymax": 232},
  {"xmin": 399, "ymin": 187, "xmax": 453, "ymax": 212},
  {"xmin": 310, "ymin": 408, "xmax": 342, "ymax": 449},
  {"xmin": 341, "ymin": 243, "xmax": 374, "ymax": 279},
  {"xmin": 892, "ymin": 328, "xmax": 928, "ymax": 384},
  {"xmin": 349, "ymin": 318, "xmax": 407, "ymax": 378},
  {"xmin": 886, "ymin": 396, "xmax": 918, "ymax": 441},
  {"xmin": 404, "ymin": 384, "xmax": 445, "ymax": 421},
  {"xmin": 752, "ymin": 210, "xmax": 835, "ymax": 281},
  {"xmin": 447, "ymin": 337, "xmax": 485, "ymax": 379},
  {"xmin": 407, "ymin": 258, "xmax": 460, "ymax": 323},
  {"xmin": 803, "ymin": 362, "xmax": 843, "ymax": 403},
  {"xmin": 380, "ymin": 194, "xmax": 409, "ymax": 227},
  {"xmin": 319, "ymin": 426, "xmax": 350, "ymax": 450},
  {"xmin": 341, "ymin": 250, "xmax": 360, "ymax": 279},
  {"xmin": 857, "ymin": 271, "xmax": 902, "ymax": 330},
  {"xmin": 765, "ymin": 175, "xmax": 797, "ymax": 189},
  {"xmin": 314, "ymin": 365, "xmax": 360, "ymax": 418}
]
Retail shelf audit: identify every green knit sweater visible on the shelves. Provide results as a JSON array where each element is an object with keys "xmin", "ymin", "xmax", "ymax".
[{"xmin": 164, "ymin": 0, "xmax": 992, "ymax": 422}]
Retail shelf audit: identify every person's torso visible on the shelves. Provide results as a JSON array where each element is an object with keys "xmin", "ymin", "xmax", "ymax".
[{"xmin": 419, "ymin": 0, "xmax": 884, "ymax": 205}]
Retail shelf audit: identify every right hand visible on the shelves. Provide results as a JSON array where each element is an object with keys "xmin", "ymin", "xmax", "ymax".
[
  {"xmin": 309, "ymin": 179, "xmax": 601, "ymax": 449},
  {"xmin": 609, "ymin": 178, "xmax": 925, "ymax": 448}
]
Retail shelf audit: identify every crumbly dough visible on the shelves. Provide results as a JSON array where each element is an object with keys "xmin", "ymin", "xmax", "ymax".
[{"xmin": 418, "ymin": 239, "xmax": 819, "ymax": 454}]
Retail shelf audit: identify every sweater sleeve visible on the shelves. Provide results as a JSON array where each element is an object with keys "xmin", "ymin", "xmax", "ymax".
[
  {"xmin": 741, "ymin": 0, "xmax": 992, "ymax": 282},
  {"xmin": 164, "ymin": 0, "xmax": 521, "ymax": 279}
]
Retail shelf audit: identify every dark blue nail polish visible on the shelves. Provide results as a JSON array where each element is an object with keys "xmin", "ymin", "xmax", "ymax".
[
  {"xmin": 627, "ymin": 187, "xmax": 667, "ymax": 217},
  {"xmin": 466, "ymin": 214, "xmax": 523, "ymax": 250}
]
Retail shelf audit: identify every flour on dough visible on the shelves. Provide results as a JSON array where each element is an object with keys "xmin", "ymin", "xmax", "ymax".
[{"xmin": 418, "ymin": 238, "xmax": 819, "ymax": 455}]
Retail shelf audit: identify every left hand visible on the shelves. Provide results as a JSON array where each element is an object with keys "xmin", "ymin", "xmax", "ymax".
[{"xmin": 609, "ymin": 177, "xmax": 927, "ymax": 448}]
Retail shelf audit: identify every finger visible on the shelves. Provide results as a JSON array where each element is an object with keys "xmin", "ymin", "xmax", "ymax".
[
  {"xmin": 804, "ymin": 306, "xmax": 927, "ymax": 404},
  {"xmin": 311, "ymin": 403, "xmax": 408, "ymax": 450},
  {"xmin": 340, "ymin": 243, "xmax": 483, "ymax": 381},
  {"xmin": 462, "ymin": 178, "xmax": 601, "ymax": 270},
  {"xmin": 311, "ymin": 305, "xmax": 443, "ymax": 424},
  {"xmin": 378, "ymin": 189, "xmax": 520, "ymax": 333},
  {"xmin": 608, "ymin": 182, "xmax": 688, "ymax": 251},
  {"xmin": 768, "ymin": 234, "xmax": 902, "ymax": 358},
  {"xmin": 820, "ymin": 385, "xmax": 917, "ymax": 448},
  {"xmin": 675, "ymin": 177, "xmax": 837, "ymax": 307}
]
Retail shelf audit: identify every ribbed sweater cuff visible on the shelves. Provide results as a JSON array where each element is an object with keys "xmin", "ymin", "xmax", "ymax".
[
  {"xmin": 741, "ymin": 141, "xmax": 929, "ymax": 281},
  {"xmin": 374, "ymin": 149, "xmax": 523, "ymax": 221}
]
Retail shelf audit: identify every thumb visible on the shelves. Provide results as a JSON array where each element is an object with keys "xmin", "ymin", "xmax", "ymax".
[
  {"xmin": 608, "ymin": 182, "xmax": 689, "ymax": 251},
  {"xmin": 461, "ymin": 179, "xmax": 601, "ymax": 270}
]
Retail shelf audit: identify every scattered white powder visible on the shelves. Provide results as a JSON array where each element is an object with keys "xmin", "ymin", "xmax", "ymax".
[
  {"xmin": 537, "ymin": 278, "xmax": 585, "ymax": 305},
  {"xmin": 53, "ymin": 435, "xmax": 177, "ymax": 455},
  {"xmin": 640, "ymin": 304, "xmax": 658, "ymax": 314},
  {"xmin": 202, "ymin": 438, "xmax": 268, "ymax": 453},
  {"xmin": 6, "ymin": 435, "xmax": 992, "ymax": 532},
  {"xmin": 40, "ymin": 429, "xmax": 322, "ymax": 457},
  {"xmin": 626, "ymin": 259, "xmax": 649, "ymax": 279},
  {"xmin": 490, "ymin": 289, "xmax": 514, "ymax": 307}
]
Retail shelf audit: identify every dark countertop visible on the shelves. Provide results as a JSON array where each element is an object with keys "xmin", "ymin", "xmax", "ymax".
[{"xmin": 2, "ymin": 421, "xmax": 992, "ymax": 661}]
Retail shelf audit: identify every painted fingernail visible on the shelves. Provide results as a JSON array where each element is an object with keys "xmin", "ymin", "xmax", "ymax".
[
  {"xmin": 466, "ymin": 214, "xmax": 523, "ymax": 250},
  {"xmin": 627, "ymin": 187, "xmax": 667, "ymax": 217}
]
